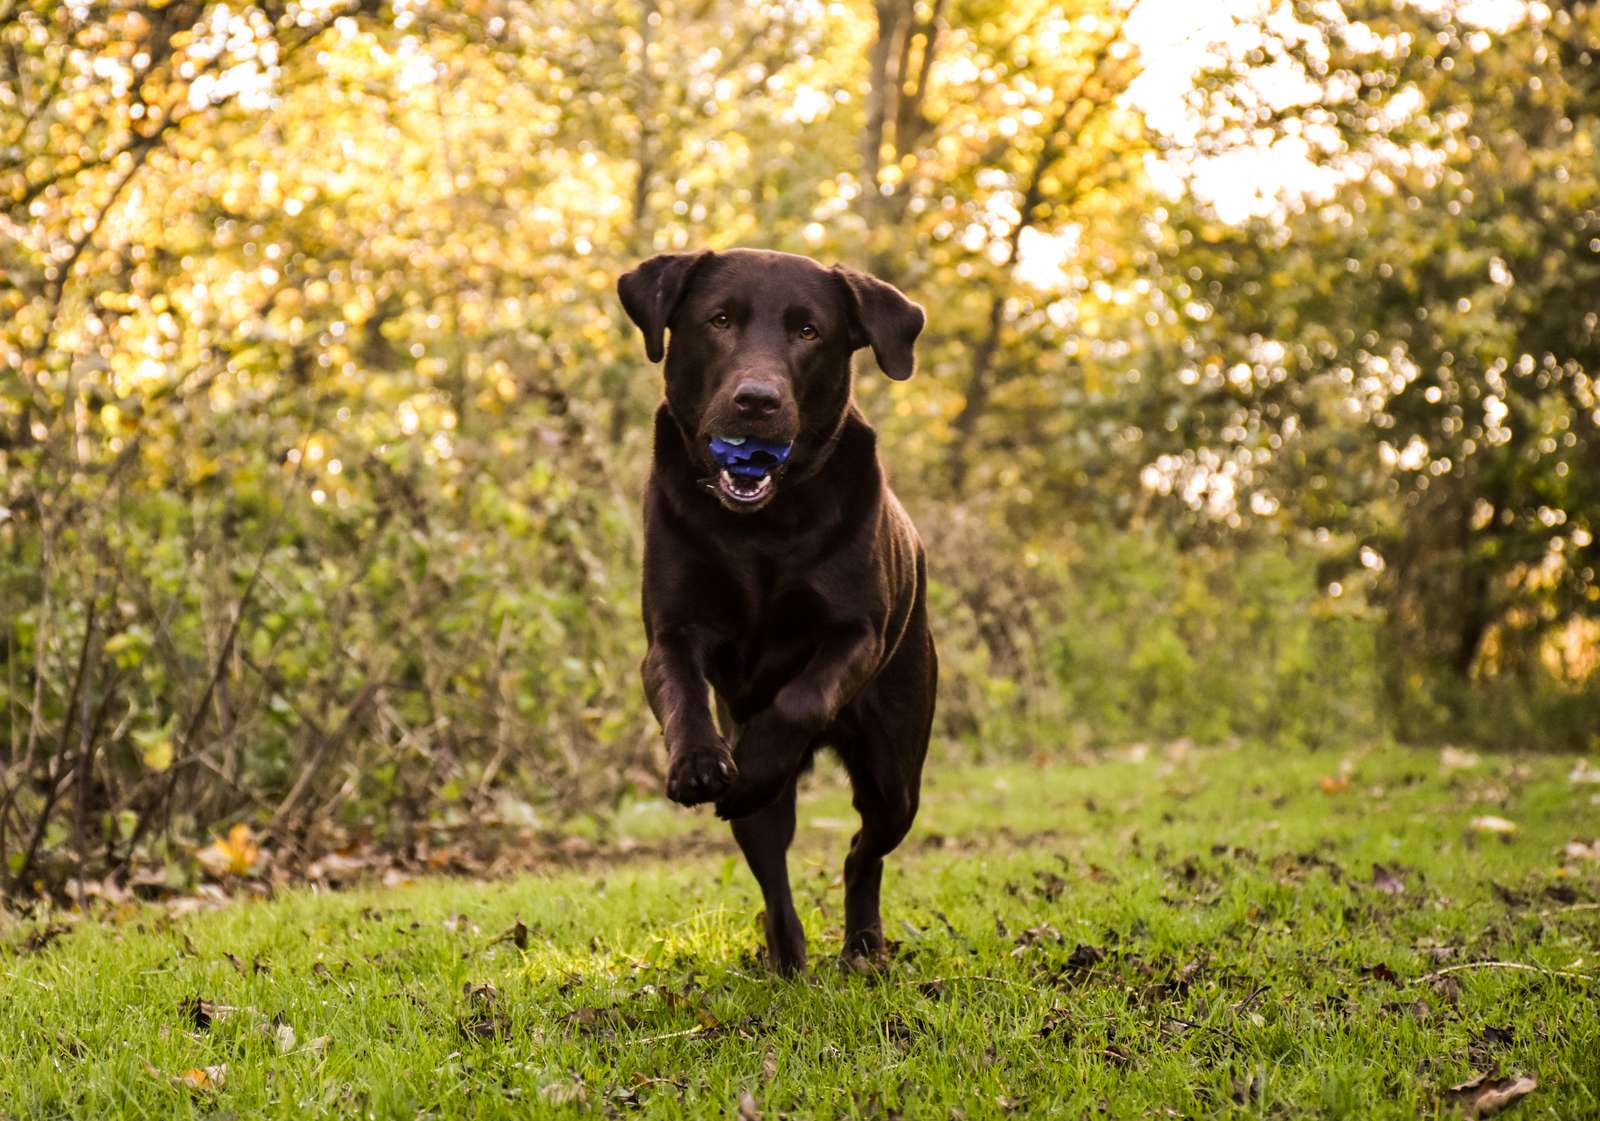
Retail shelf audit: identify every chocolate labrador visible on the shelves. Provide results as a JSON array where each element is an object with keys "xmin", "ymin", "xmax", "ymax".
[{"xmin": 617, "ymin": 248, "xmax": 937, "ymax": 974}]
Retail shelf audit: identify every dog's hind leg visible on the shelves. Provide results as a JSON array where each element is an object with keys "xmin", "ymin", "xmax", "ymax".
[
  {"xmin": 838, "ymin": 749, "xmax": 920, "ymax": 961},
  {"xmin": 729, "ymin": 777, "xmax": 807, "ymax": 975},
  {"xmin": 837, "ymin": 631, "xmax": 935, "ymax": 961}
]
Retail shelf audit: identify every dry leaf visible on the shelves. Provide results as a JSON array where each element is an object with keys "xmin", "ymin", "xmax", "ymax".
[
  {"xmin": 305, "ymin": 851, "xmax": 368, "ymax": 882},
  {"xmin": 1561, "ymin": 839, "xmax": 1599, "ymax": 862},
  {"xmin": 1470, "ymin": 816, "xmax": 1519, "ymax": 836},
  {"xmin": 458, "ymin": 981, "xmax": 508, "ymax": 1040},
  {"xmin": 181, "ymin": 995, "xmax": 241, "ymax": 1030},
  {"xmin": 1445, "ymin": 1072, "xmax": 1537, "ymax": 1118},
  {"xmin": 1363, "ymin": 962, "xmax": 1401, "ymax": 985},
  {"xmin": 1441, "ymin": 747, "xmax": 1481, "ymax": 772},
  {"xmin": 540, "ymin": 1079, "xmax": 588, "ymax": 1106},
  {"xmin": 737, "ymin": 1089, "xmax": 762, "ymax": 1121},
  {"xmin": 1372, "ymin": 863, "xmax": 1407, "ymax": 896},
  {"xmin": 1319, "ymin": 774, "xmax": 1350, "ymax": 794},
  {"xmin": 177, "ymin": 1064, "xmax": 227, "ymax": 1091},
  {"xmin": 1568, "ymin": 760, "xmax": 1600, "ymax": 785},
  {"xmin": 493, "ymin": 918, "xmax": 531, "ymax": 950}
]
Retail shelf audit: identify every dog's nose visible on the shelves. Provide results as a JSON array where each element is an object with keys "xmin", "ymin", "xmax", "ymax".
[{"xmin": 733, "ymin": 380, "xmax": 782, "ymax": 418}]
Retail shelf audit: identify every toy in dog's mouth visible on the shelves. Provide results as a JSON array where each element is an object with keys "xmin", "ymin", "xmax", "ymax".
[{"xmin": 705, "ymin": 435, "xmax": 792, "ymax": 508}]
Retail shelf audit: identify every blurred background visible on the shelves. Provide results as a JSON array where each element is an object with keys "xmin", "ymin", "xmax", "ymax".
[{"xmin": 2, "ymin": 0, "xmax": 1596, "ymax": 893}]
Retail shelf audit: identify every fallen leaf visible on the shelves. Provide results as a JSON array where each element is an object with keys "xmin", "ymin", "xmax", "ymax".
[
  {"xmin": 443, "ymin": 913, "xmax": 477, "ymax": 934},
  {"xmin": 458, "ymin": 981, "xmax": 509, "ymax": 1041},
  {"xmin": 1372, "ymin": 863, "xmax": 1407, "ymax": 896},
  {"xmin": 177, "ymin": 1064, "xmax": 226, "ymax": 1091},
  {"xmin": 1038, "ymin": 1007, "xmax": 1074, "ymax": 1041},
  {"xmin": 195, "ymin": 823, "xmax": 262, "ymax": 878},
  {"xmin": 1363, "ymin": 962, "xmax": 1401, "ymax": 986},
  {"xmin": 1173, "ymin": 957, "xmax": 1204, "ymax": 989},
  {"xmin": 1319, "ymin": 774, "xmax": 1351, "ymax": 794},
  {"xmin": 1477, "ymin": 1025, "xmax": 1515, "ymax": 1048},
  {"xmin": 275, "ymin": 1021, "xmax": 297, "ymax": 1054},
  {"xmin": 22, "ymin": 924, "xmax": 71, "ymax": 953},
  {"xmin": 1568, "ymin": 760, "xmax": 1600, "ymax": 785},
  {"xmin": 737, "ymin": 1090, "xmax": 762, "ymax": 1121},
  {"xmin": 1011, "ymin": 923, "xmax": 1063, "ymax": 955},
  {"xmin": 495, "ymin": 918, "xmax": 531, "ymax": 950},
  {"xmin": 305, "ymin": 851, "xmax": 368, "ymax": 883},
  {"xmin": 1471, "ymin": 816, "xmax": 1519, "ymax": 836},
  {"xmin": 1065, "ymin": 943, "xmax": 1105, "ymax": 970},
  {"xmin": 1561, "ymin": 839, "xmax": 1600, "ymax": 862},
  {"xmin": 1490, "ymin": 881, "xmax": 1528, "ymax": 907},
  {"xmin": 1445, "ymin": 1072, "xmax": 1537, "ymax": 1118},
  {"xmin": 1545, "ymin": 882, "xmax": 1579, "ymax": 904},
  {"xmin": 540, "ymin": 1079, "xmax": 588, "ymax": 1106},
  {"xmin": 1441, "ymin": 747, "xmax": 1481, "ymax": 772},
  {"xmin": 761, "ymin": 1046, "xmax": 777, "ymax": 1083},
  {"xmin": 180, "ymin": 995, "xmax": 240, "ymax": 1030}
]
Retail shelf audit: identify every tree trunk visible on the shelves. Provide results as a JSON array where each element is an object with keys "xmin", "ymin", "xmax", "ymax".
[
  {"xmin": 860, "ymin": 0, "xmax": 908, "ymax": 232},
  {"xmin": 613, "ymin": 0, "xmax": 660, "ymax": 446}
]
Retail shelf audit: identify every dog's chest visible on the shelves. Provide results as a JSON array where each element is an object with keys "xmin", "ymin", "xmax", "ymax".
[{"xmin": 705, "ymin": 560, "xmax": 830, "ymax": 703}]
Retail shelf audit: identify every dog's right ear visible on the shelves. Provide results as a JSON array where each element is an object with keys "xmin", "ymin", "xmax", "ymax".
[{"xmin": 617, "ymin": 251, "xmax": 712, "ymax": 363}]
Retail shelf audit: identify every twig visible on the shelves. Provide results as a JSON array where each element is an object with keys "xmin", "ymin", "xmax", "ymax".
[
  {"xmin": 1415, "ymin": 961, "xmax": 1595, "ymax": 985},
  {"xmin": 1540, "ymin": 902, "xmax": 1600, "ymax": 917},
  {"xmin": 919, "ymin": 974, "xmax": 1038, "ymax": 992},
  {"xmin": 627, "ymin": 1026, "xmax": 705, "ymax": 1046}
]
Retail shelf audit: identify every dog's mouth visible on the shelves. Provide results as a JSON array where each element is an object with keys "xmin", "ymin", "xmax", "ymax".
[{"xmin": 704, "ymin": 435, "xmax": 792, "ymax": 511}]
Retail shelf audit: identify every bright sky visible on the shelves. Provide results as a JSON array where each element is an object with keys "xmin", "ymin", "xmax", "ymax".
[{"xmin": 1123, "ymin": 0, "xmax": 1532, "ymax": 221}]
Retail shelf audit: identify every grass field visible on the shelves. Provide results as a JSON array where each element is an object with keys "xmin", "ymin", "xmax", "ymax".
[{"xmin": 4, "ymin": 742, "xmax": 1598, "ymax": 1119}]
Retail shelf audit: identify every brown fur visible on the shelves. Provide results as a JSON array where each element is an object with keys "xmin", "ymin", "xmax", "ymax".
[{"xmin": 618, "ymin": 248, "xmax": 937, "ymax": 972}]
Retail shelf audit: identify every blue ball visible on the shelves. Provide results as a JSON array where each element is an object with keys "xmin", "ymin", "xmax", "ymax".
[{"xmin": 709, "ymin": 436, "xmax": 792, "ymax": 477}]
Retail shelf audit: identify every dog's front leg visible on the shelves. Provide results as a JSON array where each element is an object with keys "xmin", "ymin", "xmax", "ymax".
[
  {"xmin": 714, "ymin": 624, "xmax": 882, "ymax": 821},
  {"xmin": 642, "ymin": 630, "xmax": 735, "ymax": 805}
]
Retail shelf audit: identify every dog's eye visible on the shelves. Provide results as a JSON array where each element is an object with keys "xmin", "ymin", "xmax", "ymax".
[
  {"xmin": 710, "ymin": 312, "xmax": 731, "ymax": 329},
  {"xmin": 798, "ymin": 323, "xmax": 819, "ymax": 340}
]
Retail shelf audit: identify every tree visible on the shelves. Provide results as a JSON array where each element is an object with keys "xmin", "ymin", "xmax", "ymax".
[{"xmin": 1158, "ymin": 0, "xmax": 1600, "ymax": 727}]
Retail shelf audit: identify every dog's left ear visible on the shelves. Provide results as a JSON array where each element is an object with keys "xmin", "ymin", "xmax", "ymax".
[
  {"xmin": 834, "ymin": 266, "xmax": 925, "ymax": 381},
  {"xmin": 617, "ymin": 251, "xmax": 712, "ymax": 363}
]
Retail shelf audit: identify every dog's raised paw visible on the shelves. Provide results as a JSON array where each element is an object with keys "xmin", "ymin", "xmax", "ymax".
[{"xmin": 665, "ymin": 744, "xmax": 736, "ymax": 805}]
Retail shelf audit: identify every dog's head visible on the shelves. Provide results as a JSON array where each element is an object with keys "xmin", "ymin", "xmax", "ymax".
[{"xmin": 618, "ymin": 248, "xmax": 923, "ymax": 512}]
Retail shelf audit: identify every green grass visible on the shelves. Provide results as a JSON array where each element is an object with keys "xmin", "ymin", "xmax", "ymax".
[{"xmin": 4, "ymin": 743, "xmax": 1598, "ymax": 1119}]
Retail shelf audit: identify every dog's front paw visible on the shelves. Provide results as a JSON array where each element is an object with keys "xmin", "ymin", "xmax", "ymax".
[{"xmin": 665, "ymin": 741, "xmax": 736, "ymax": 806}]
